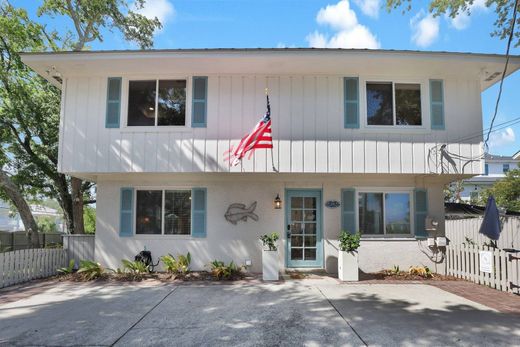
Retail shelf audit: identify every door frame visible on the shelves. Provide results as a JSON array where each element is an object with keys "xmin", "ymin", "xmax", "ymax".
[{"xmin": 284, "ymin": 188, "xmax": 323, "ymax": 268}]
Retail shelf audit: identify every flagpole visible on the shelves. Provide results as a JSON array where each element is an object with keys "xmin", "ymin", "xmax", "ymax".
[{"xmin": 266, "ymin": 88, "xmax": 278, "ymax": 173}]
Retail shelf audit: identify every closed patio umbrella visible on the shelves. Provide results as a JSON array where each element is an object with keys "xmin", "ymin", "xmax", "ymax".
[{"xmin": 478, "ymin": 196, "xmax": 501, "ymax": 241}]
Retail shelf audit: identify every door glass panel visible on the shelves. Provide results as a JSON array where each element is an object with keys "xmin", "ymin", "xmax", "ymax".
[
  {"xmin": 304, "ymin": 210, "xmax": 316, "ymax": 221},
  {"xmin": 291, "ymin": 248, "xmax": 303, "ymax": 260},
  {"xmin": 291, "ymin": 197, "xmax": 303, "ymax": 208},
  {"xmin": 304, "ymin": 197, "xmax": 316, "ymax": 208},
  {"xmin": 304, "ymin": 223, "xmax": 316, "ymax": 235},
  {"xmin": 291, "ymin": 210, "xmax": 303, "ymax": 221},
  {"xmin": 292, "ymin": 223, "xmax": 302, "ymax": 234},
  {"xmin": 305, "ymin": 236, "xmax": 316, "ymax": 247},
  {"xmin": 291, "ymin": 236, "xmax": 303, "ymax": 247},
  {"xmin": 304, "ymin": 249, "xmax": 316, "ymax": 260}
]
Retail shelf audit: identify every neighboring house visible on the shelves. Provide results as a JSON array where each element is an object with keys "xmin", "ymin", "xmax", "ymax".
[
  {"xmin": 21, "ymin": 49, "xmax": 520, "ymax": 274},
  {"xmin": 459, "ymin": 153, "xmax": 520, "ymax": 203},
  {"xmin": 0, "ymin": 199, "xmax": 65, "ymax": 233}
]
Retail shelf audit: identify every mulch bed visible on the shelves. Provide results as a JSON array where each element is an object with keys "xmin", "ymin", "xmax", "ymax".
[
  {"xmin": 56, "ymin": 271, "xmax": 248, "ymax": 283},
  {"xmin": 360, "ymin": 271, "xmax": 459, "ymax": 282}
]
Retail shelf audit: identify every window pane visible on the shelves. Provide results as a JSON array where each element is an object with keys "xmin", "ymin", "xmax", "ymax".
[
  {"xmin": 128, "ymin": 80, "xmax": 156, "ymax": 126},
  {"xmin": 359, "ymin": 193, "xmax": 384, "ymax": 235},
  {"xmin": 304, "ymin": 248, "xmax": 316, "ymax": 260},
  {"xmin": 136, "ymin": 190, "xmax": 162, "ymax": 234},
  {"xmin": 158, "ymin": 80, "xmax": 186, "ymax": 126},
  {"xmin": 385, "ymin": 193, "xmax": 411, "ymax": 235},
  {"xmin": 395, "ymin": 83, "xmax": 422, "ymax": 126},
  {"xmin": 366, "ymin": 82, "xmax": 393, "ymax": 125},
  {"xmin": 164, "ymin": 191, "xmax": 191, "ymax": 235}
]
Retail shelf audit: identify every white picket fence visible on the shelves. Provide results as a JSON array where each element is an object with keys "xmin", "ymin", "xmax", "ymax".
[
  {"xmin": 445, "ymin": 217, "xmax": 520, "ymax": 249},
  {"xmin": 0, "ymin": 249, "xmax": 67, "ymax": 289},
  {"xmin": 446, "ymin": 245, "xmax": 519, "ymax": 294}
]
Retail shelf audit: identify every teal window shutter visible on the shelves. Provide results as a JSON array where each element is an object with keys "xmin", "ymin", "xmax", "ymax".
[
  {"xmin": 192, "ymin": 76, "xmax": 208, "ymax": 127},
  {"xmin": 341, "ymin": 189, "xmax": 357, "ymax": 234},
  {"xmin": 106, "ymin": 77, "xmax": 122, "ymax": 128},
  {"xmin": 430, "ymin": 79, "xmax": 445, "ymax": 130},
  {"xmin": 191, "ymin": 188, "xmax": 207, "ymax": 237},
  {"xmin": 414, "ymin": 189, "xmax": 428, "ymax": 238},
  {"xmin": 120, "ymin": 187, "xmax": 134, "ymax": 237},
  {"xmin": 344, "ymin": 77, "xmax": 359, "ymax": 128}
]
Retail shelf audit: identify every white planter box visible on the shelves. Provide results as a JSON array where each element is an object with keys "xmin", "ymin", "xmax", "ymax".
[
  {"xmin": 262, "ymin": 250, "xmax": 279, "ymax": 281},
  {"xmin": 338, "ymin": 251, "xmax": 359, "ymax": 281}
]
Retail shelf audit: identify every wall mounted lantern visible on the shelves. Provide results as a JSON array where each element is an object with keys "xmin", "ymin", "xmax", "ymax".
[{"xmin": 274, "ymin": 194, "xmax": 282, "ymax": 209}]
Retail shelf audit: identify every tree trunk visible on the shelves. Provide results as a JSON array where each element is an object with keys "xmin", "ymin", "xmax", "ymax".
[
  {"xmin": 0, "ymin": 170, "xmax": 40, "ymax": 247},
  {"xmin": 71, "ymin": 177, "xmax": 84, "ymax": 234}
]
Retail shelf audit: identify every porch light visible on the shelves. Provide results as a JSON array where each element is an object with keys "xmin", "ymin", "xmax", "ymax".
[{"xmin": 274, "ymin": 194, "xmax": 282, "ymax": 209}]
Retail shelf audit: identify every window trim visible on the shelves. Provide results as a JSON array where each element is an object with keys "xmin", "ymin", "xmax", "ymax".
[
  {"xmin": 120, "ymin": 75, "xmax": 192, "ymax": 132},
  {"xmin": 359, "ymin": 76, "xmax": 430, "ymax": 133},
  {"xmin": 133, "ymin": 187, "xmax": 193, "ymax": 237},
  {"xmin": 355, "ymin": 187, "xmax": 415, "ymax": 239}
]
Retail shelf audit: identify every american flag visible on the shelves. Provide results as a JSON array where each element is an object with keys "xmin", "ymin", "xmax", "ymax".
[{"xmin": 225, "ymin": 95, "xmax": 273, "ymax": 167}]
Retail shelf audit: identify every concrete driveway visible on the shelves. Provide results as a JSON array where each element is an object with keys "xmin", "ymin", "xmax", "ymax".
[{"xmin": 0, "ymin": 280, "xmax": 519, "ymax": 347}]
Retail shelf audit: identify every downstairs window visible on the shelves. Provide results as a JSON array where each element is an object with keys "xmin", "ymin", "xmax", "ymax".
[{"xmin": 358, "ymin": 191, "xmax": 412, "ymax": 237}]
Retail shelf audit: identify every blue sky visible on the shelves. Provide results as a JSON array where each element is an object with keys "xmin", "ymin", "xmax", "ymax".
[{"xmin": 18, "ymin": 0, "xmax": 520, "ymax": 156}]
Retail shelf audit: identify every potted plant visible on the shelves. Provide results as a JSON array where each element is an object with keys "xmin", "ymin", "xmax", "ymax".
[
  {"xmin": 338, "ymin": 231, "xmax": 361, "ymax": 281},
  {"xmin": 260, "ymin": 232, "xmax": 280, "ymax": 281}
]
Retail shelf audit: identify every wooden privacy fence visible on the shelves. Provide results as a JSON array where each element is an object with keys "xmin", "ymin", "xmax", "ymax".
[
  {"xmin": 63, "ymin": 234, "xmax": 95, "ymax": 268},
  {"xmin": 0, "ymin": 249, "xmax": 67, "ymax": 289},
  {"xmin": 445, "ymin": 217, "xmax": 520, "ymax": 294}
]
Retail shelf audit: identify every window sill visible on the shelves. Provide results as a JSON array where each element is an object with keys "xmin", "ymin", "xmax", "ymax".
[
  {"xmin": 354, "ymin": 126, "xmax": 433, "ymax": 135},
  {"xmin": 120, "ymin": 126, "xmax": 194, "ymax": 133},
  {"xmin": 131, "ymin": 234, "xmax": 195, "ymax": 240}
]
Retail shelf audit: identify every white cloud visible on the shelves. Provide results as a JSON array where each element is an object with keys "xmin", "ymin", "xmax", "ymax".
[
  {"xmin": 410, "ymin": 11, "xmax": 440, "ymax": 47},
  {"xmin": 135, "ymin": 0, "xmax": 175, "ymax": 26},
  {"xmin": 449, "ymin": 0, "xmax": 488, "ymax": 30},
  {"xmin": 489, "ymin": 127, "xmax": 516, "ymax": 148},
  {"xmin": 307, "ymin": 0, "xmax": 380, "ymax": 49},
  {"xmin": 353, "ymin": 0, "xmax": 381, "ymax": 19}
]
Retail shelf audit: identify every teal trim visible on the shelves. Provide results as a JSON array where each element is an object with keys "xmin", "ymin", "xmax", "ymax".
[
  {"xmin": 105, "ymin": 77, "xmax": 122, "ymax": 128},
  {"xmin": 485, "ymin": 163, "xmax": 489, "ymax": 175},
  {"xmin": 341, "ymin": 188, "xmax": 357, "ymax": 234},
  {"xmin": 429, "ymin": 79, "xmax": 445, "ymax": 130},
  {"xmin": 285, "ymin": 189, "xmax": 323, "ymax": 268},
  {"xmin": 344, "ymin": 77, "xmax": 359, "ymax": 129},
  {"xmin": 191, "ymin": 76, "xmax": 208, "ymax": 128},
  {"xmin": 414, "ymin": 188, "xmax": 428, "ymax": 239},
  {"xmin": 119, "ymin": 187, "xmax": 134, "ymax": 237},
  {"xmin": 191, "ymin": 187, "xmax": 207, "ymax": 237}
]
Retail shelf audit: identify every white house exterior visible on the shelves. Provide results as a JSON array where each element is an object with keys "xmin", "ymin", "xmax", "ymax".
[
  {"xmin": 459, "ymin": 153, "xmax": 519, "ymax": 202},
  {"xmin": 21, "ymin": 49, "xmax": 520, "ymax": 274}
]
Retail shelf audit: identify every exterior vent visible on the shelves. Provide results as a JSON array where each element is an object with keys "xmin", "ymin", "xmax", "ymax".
[{"xmin": 484, "ymin": 72, "xmax": 501, "ymax": 81}]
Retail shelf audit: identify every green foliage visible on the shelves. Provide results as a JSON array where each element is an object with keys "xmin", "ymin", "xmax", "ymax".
[
  {"xmin": 339, "ymin": 231, "xmax": 361, "ymax": 252},
  {"xmin": 444, "ymin": 180, "xmax": 464, "ymax": 203},
  {"xmin": 386, "ymin": 0, "xmax": 520, "ymax": 47},
  {"xmin": 160, "ymin": 252, "xmax": 191, "ymax": 275},
  {"xmin": 478, "ymin": 168, "xmax": 520, "ymax": 212},
  {"xmin": 84, "ymin": 206, "xmax": 96, "ymax": 234},
  {"xmin": 57, "ymin": 259, "xmax": 75, "ymax": 274},
  {"xmin": 121, "ymin": 259, "xmax": 150, "ymax": 276},
  {"xmin": 77, "ymin": 260, "xmax": 104, "ymax": 280},
  {"xmin": 37, "ymin": 216, "xmax": 58, "ymax": 233},
  {"xmin": 391, "ymin": 265, "xmax": 400, "ymax": 275},
  {"xmin": 209, "ymin": 260, "xmax": 243, "ymax": 280},
  {"xmin": 260, "ymin": 233, "xmax": 279, "ymax": 251}
]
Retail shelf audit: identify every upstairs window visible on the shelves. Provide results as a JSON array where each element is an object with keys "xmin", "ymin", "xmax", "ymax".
[
  {"xmin": 366, "ymin": 82, "xmax": 422, "ymax": 126},
  {"xmin": 128, "ymin": 79, "xmax": 186, "ymax": 126}
]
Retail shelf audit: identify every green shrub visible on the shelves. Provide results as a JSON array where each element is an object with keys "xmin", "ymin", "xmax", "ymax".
[
  {"xmin": 339, "ymin": 231, "xmax": 361, "ymax": 252},
  {"xmin": 77, "ymin": 260, "xmax": 104, "ymax": 280},
  {"xmin": 160, "ymin": 252, "xmax": 191, "ymax": 275},
  {"xmin": 57, "ymin": 259, "xmax": 75, "ymax": 274},
  {"xmin": 260, "ymin": 233, "xmax": 279, "ymax": 251},
  {"xmin": 209, "ymin": 260, "xmax": 243, "ymax": 280},
  {"xmin": 121, "ymin": 259, "xmax": 149, "ymax": 277}
]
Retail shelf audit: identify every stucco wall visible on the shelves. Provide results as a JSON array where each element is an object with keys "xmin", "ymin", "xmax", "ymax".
[{"xmin": 95, "ymin": 173, "xmax": 446, "ymax": 274}]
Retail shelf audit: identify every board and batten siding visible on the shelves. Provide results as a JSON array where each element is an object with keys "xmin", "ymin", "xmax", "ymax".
[{"xmin": 58, "ymin": 75, "xmax": 483, "ymax": 175}]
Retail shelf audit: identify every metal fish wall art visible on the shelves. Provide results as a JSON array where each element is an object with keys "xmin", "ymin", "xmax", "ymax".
[{"xmin": 225, "ymin": 201, "xmax": 259, "ymax": 225}]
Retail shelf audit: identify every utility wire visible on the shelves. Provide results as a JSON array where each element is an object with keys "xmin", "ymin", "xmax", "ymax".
[
  {"xmin": 483, "ymin": 0, "xmax": 519, "ymax": 152},
  {"xmin": 455, "ymin": 115, "xmax": 520, "ymax": 143}
]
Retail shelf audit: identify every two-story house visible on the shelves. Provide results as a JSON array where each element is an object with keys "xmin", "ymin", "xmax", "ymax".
[
  {"xmin": 459, "ymin": 153, "xmax": 520, "ymax": 202},
  {"xmin": 21, "ymin": 49, "xmax": 520, "ymax": 274}
]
